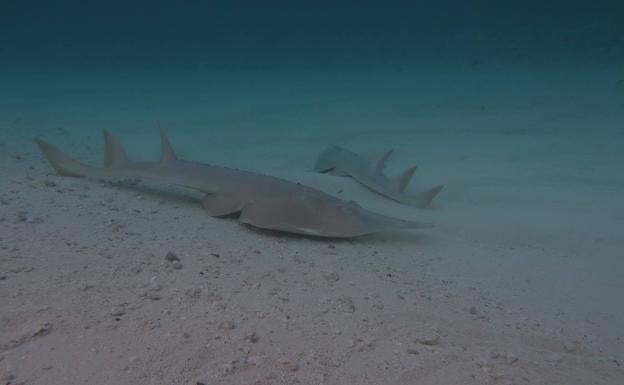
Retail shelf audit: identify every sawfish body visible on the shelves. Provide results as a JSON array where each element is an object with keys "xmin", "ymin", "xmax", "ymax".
[
  {"xmin": 35, "ymin": 131, "xmax": 433, "ymax": 238},
  {"xmin": 313, "ymin": 145, "xmax": 443, "ymax": 208}
]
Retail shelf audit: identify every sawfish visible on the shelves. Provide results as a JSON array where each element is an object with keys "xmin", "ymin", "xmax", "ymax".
[
  {"xmin": 313, "ymin": 145, "xmax": 443, "ymax": 208},
  {"xmin": 34, "ymin": 131, "xmax": 434, "ymax": 238}
]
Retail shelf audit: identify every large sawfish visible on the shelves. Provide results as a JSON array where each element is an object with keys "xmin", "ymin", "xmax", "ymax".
[{"xmin": 35, "ymin": 130, "xmax": 433, "ymax": 238}]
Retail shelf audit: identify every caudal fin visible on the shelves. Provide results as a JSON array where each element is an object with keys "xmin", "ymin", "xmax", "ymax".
[{"xmin": 34, "ymin": 139, "xmax": 92, "ymax": 177}]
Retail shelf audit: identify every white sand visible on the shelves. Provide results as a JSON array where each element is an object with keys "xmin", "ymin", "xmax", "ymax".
[{"xmin": 1, "ymin": 68, "xmax": 623, "ymax": 384}]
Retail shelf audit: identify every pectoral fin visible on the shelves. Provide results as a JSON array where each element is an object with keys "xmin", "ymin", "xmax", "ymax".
[
  {"xmin": 238, "ymin": 202, "xmax": 328, "ymax": 236},
  {"xmin": 239, "ymin": 202, "xmax": 302, "ymax": 232},
  {"xmin": 202, "ymin": 194, "xmax": 245, "ymax": 216}
]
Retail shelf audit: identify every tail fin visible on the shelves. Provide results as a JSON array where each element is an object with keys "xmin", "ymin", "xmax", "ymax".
[
  {"xmin": 34, "ymin": 139, "xmax": 92, "ymax": 177},
  {"xmin": 104, "ymin": 130, "xmax": 129, "ymax": 168}
]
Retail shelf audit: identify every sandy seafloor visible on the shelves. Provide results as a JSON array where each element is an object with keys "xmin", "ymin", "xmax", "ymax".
[{"xmin": 1, "ymin": 68, "xmax": 623, "ymax": 384}]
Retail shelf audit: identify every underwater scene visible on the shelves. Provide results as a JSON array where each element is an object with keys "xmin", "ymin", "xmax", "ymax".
[{"xmin": 1, "ymin": 1, "xmax": 623, "ymax": 384}]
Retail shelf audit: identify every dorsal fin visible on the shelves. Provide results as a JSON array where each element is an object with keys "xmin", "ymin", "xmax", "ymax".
[
  {"xmin": 159, "ymin": 128, "xmax": 178, "ymax": 165},
  {"xmin": 396, "ymin": 165, "xmax": 417, "ymax": 193},
  {"xmin": 420, "ymin": 185, "xmax": 444, "ymax": 207},
  {"xmin": 374, "ymin": 149, "xmax": 393, "ymax": 175},
  {"xmin": 104, "ymin": 130, "xmax": 129, "ymax": 168}
]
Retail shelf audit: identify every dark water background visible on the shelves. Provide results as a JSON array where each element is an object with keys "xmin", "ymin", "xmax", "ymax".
[{"xmin": 2, "ymin": 0, "xmax": 623, "ymax": 72}]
